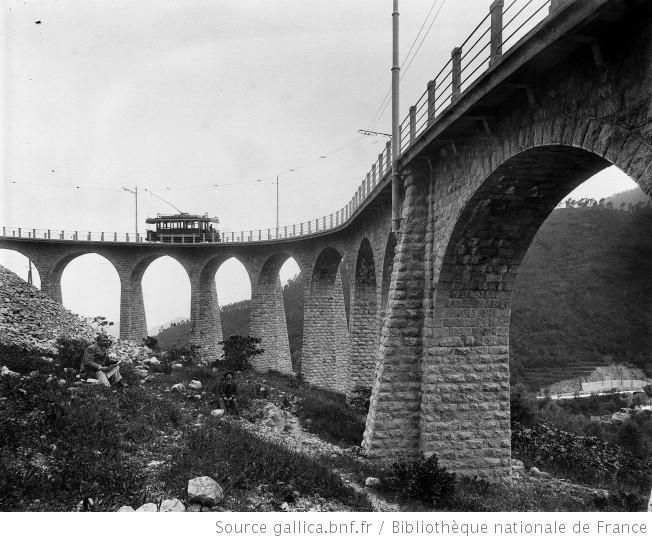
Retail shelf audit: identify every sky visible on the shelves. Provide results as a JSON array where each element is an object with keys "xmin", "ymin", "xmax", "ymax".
[{"xmin": 0, "ymin": 0, "xmax": 638, "ymax": 333}]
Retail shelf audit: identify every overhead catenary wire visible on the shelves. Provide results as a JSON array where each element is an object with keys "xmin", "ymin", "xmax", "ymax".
[{"xmin": 368, "ymin": 0, "xmax": 448, "ymax": 131}]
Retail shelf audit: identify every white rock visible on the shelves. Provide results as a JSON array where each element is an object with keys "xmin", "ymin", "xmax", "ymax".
[
  {"xmin": 187, "ymin": 476, "xmax": 223, "ymax": 506},
  {"xmin": 171, "ymin": 383, "xmax": 186, "ymax": 393},
  {"xmin": 365, "ymin": 476, "xmax": 381, "ymax": 488},
  {"xmin": 171, "ymin": 363, "xmax": 183, "ymax": 370},
  {"xmin": 262, "ymin": 404, "xmax": 286, "ymax": 432},
  {"xmin": 0, "ymin": 366, "xmax": 19, "ymax": 378},
  {"xmin": 146, "ymin": 356, "xmax": 161, "ymax": 366},
  {"xmin": 160, "ymin": 498, "xmax": 186, "ymax": 512},
  {"xmin": 648, "ymin": 488, "xmax": 652, "ymax": 512},
  {"xmin": 189, "ymin": 379, "xmax": 202, "ymax": 390},
  {"xmin": 136, "ymin": 502, "xmax": 158, "ymax": 512},
  {"xmin": 211, "ymin": 409, "xmax": 225, "ymax": 418},
  {"xmin": 280, "ymin": 502, "xmax": 289, "ymax": 511},
  {"xmin": 117, "ymin": 505, "xmax": 135, "ymax": 512}
]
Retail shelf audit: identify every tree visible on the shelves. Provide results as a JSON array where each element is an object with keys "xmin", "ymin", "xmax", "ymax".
[{"xmin": 216, "ymin": 335, "xmax": 264, "ymax": 371}]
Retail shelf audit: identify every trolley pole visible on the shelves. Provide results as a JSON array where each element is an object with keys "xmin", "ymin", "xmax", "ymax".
[
  {"xmin": 276, "ymin": 175, "xmax": 279, "ymax": 237},
  {"xmin": 391, "ymin": 0, "xmax": 401, "ymax": 232}
]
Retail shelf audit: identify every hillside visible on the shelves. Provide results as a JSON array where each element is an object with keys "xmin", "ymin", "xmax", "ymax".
[{"xmin": 512, "ymin": 206, "xmax": 652, "ymax": 390}]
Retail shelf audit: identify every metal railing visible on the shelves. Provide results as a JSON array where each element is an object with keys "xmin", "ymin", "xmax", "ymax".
[{"xmin": 0, "ymin": 0, "xmax": 561, "ymax": 246}]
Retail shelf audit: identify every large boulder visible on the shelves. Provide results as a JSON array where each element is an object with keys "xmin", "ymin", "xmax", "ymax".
[
  {"xmin": 187, "ymin": 476, "xmax": 223, "ymax": 507},
  {"xmin": 188, "ymin": 379, "xmax": 202, "ymax": 390},
  {"xmin": 261, "ymin": 404, "xmax": 286, "ymax": 432}
]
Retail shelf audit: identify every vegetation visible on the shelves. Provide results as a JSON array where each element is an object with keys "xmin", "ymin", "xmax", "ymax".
[{"xmin": 216, "ymin": 335, "xmax": 263, "ymax": 372}]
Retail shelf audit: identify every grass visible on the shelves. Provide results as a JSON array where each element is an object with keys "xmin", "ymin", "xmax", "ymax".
[{"xmin": 1, "ymin": 343, "xmax": 649, "ymax": 512}]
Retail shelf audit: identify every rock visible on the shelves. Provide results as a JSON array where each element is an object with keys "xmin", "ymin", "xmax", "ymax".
[
  {"xmin": 187, "ymin": 476, "xmax": 224, "ymax": 506},
  {"xmin": 160, "ymin": 498, "xmax": 185, "ymax": 512},
  {"xmin": 189, "ymin": 379, "xmax": 202, "ymax": 390},
  {"xmin": 187, "ymin": 504, "xmax": 202, "ymax": 512},
  {"xmin": 133, "ymin": 366, "xmax": 149, "ymax": 378},
  {"xmin": 136, "ymin": 503, "xmax": 158, "ymax": 512},
  {"xmin": 261, "ymin": 404, "xmax": 286, "ymax": 432},
  {"xmin": 280, "ymin": 502, "xmax": 289, "ymax": 511},
  {"xmin": 117, "ymin": 505, "xmax": 135, "ymax": 512},
  {"xmin": 511, "ymin": 459, "xmax": 525, "ymax": 470},
  {"xmin": 648, "ymin": 488, "xmax": 652, "ymax": 512},
  {"xmin": 171, "ymin": 363, "xmax": 183, "ymax": 370},
  {"xmin": 365, "ymin": 477, "xmax": 381, "ymax": 488},
  {"xmin": 529, "ymin": 466, "xmax": 550, "ymax": 479},
  {"xmin": 0, "ymin": 366, "xmax": 19, "ymax": 378},
  {"xmin": 211, "ymin": 409, "xmax": 225, "ymax": 417},
  {"xmin": 146, "ymin": 356, "xmax": 161, "ymax": 366},
  {"xmin": 171, "ymin": 383, "xmax": 186, "ymax": 393}
]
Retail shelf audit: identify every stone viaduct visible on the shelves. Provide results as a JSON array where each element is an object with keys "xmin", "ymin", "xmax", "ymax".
[{"xmin": 3, "ymin": 0, "xmax": 652, "ymax": 479}]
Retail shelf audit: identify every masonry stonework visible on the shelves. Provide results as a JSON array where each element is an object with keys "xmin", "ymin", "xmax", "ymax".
[{"xmin": 4, "ymin": 3, "xmax": 652, "ymax": 481}]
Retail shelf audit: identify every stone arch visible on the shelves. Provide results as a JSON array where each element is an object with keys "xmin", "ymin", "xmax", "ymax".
[
  {"xmin": 422, "ymin": 145, "xmax": 622, "ymax": 478},
  {"xmin": 125, "ymin": 254, "xmax": 191, "ymax": 343},
  {"xmin": 0, "ymin": 248, "xmax": 42, "ymax": 289},
  {"xmin": 349, "ymin": 238, "xmax": 378, "ymax": 396},
  {"xmin": 59, "ymin": 252, "xmax": 121, "ymax": 332},
  {"xmin": 250, "ymin": 253, "xmax": 299, "ymax": 374},
  {"xmin": 302, "ymin": 247, "xmax": 350, "ymax": 393}
]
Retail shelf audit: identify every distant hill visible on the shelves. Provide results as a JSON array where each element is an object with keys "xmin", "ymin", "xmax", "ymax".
[
  {"xmin": 511, "ymin": 206, "xmax": 652, "ymax": 390},
  {"xmin": 605, "ymin": 186, "xmax": 651, "ymax": 209}
]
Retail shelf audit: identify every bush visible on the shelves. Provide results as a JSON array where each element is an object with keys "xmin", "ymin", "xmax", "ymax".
[
  {"xmin": 300, "ymin": 389, "xmax": 365, "ymax": 446},
  {"xmin": 387, "ymin": 454, "xmax": 456, "ymax": 508},
  {"xmin": 216, "ymin": 336, "xmax": 263, "ymax": 372},
  {"xmin": 349, "ymin": 385, "xmax": 371, "ymax": 412},
  {"xmin": 55, "ymin": 336, "xmax": 91, "ymax": 370}
]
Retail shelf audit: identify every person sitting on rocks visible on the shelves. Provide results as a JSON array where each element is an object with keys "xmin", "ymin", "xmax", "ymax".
[
  {"xmin": 81, "ymin": 334, "xmax": 125, "ymax": 388},
  {"xmin": 216, "ymin": 371, "xmax": 239, "ymax": 415}
]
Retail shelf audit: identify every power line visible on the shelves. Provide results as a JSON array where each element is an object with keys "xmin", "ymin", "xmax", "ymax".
[{"xmin": 369, "ymin": 0, "xmax": 448, "ymax": 130}]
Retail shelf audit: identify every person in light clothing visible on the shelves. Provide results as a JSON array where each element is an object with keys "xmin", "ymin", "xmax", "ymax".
[{"xmin": 81, "ymin": 334, "xmax": 124, "ymax": 388}]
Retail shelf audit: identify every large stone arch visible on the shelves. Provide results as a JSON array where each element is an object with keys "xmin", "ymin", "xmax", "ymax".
[
  {"xmin": 250, "ymin": 252, "xmax": 295, "ymax": 374},
  {"xmin": 122, "ymin": 254, "xmax": 191, "ymax": 342},
  {"xmin": 348, "ymin": 238, "xmax": 378, "ymax": 396},
  {"xmin": 421, "ymin": 145, "xmax": 612, "ymax": 479},
  {"xmin": 50, "ymin": 250, "xmax": 121, "ymax": 305},
  {"xmin": 302, "ymin": 247, "xmax": 350, "ymax": 393}
]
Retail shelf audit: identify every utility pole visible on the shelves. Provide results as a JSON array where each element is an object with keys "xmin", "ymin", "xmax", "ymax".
[
  {"xmin": 27, "ymin": 260, "xmax": 33, "ymax": 286},
  {"xmin": 276, "ymin": 175, "xmax": 279, "ymax": 236},
  {"xmin": 122, "ymin": 186, "xmax": 138, "ymax": 239},
  {"xmin": 391, "ymin": 0, "xmax": 401, "ymax": 232}
]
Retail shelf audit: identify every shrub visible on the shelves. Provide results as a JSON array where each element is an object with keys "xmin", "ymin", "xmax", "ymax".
[
  {"xmin": 387, "ymin": 454, "xmax": 456, "ymax": 507},
  {"xmin": 55, "ymin": 336, "xmax": 91, "ymax": 370},
  {"xmin": 216, "ymin": 336, "xmax": 263, "ymax": 372},
  {"xmin": 349, "ymin": 385, "xmax": 371, "ymax": 412},
  {"xmin": 300, "ymin": 389, "xmax": 365, "ymax": 446}
]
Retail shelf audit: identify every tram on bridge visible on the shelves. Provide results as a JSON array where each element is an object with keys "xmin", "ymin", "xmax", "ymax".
[{"xmin": 145, "ymin": 213, "xmax": 220, "ymax": 243}]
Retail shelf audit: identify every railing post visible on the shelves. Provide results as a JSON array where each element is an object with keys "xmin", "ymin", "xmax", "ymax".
[
  {"xmin": 47, "ymin": 229, "xmax": 50, "ymax": 239},
  {"xmin": 427, "ymin": 79, "xmax": 437, "ymax": 125},
  {"xmin": 18, "ymin": 227, "xmax": 22, "ymax": 237},
  {"xmin": 372, "ymin": 163, "xmax": 377, "ymax": 186},
  {"xmin": 308, "ymin": 221, "xmax": 311, "ymax": 233},
  {"xmin": 300, "ymin": 222, "xmax": 303, "ymax": 235},
  {"xmin": 490, "ymin": 0, "xmax": 504, "ymax": 65},
  {"xmin": 385, "ymin": 140, "xmax": 391, "ymax": 171},
  {"xmin": 32, "ymin": 228, "xmax": 36, "ymax": 238},
  {"xmin": 2, "ymin": 226, "xmax": 4, "ymax": 236},
  {"xmin": 87, "ymin": 231, "xmax": 91, "ymax": 241},
  {"xmin": 125, "ymin": 233, "xmax": 128, "ymax": 242},
  {"xmin": 293, "ymin": 224, "xmax": 296, "ymax": 236},
  {"xmin": 366, "ymin": 173, "xmax": 371, "ymax": 194},
  {"xmin": 74, "ymin": 230, "xmax": 78, "ymax": 240},
  {"xmin": 100, "ymin": 232, "xmax": 104, "ymax": 241},
  {"xmin": 258, "ymin": 229, "xmax": 261, "ymax": 241},
  {"xmin": 240, "ymin": 230, "xmax": 244, "ymax": 242},
  {"xmin": 267, "ymin": 228, "xmax": 270, "ymax": 240},
  {"xmin": 249, "ymin": 230, "xmax": 253, "ymax": 241},
  {"xmin": 284, "ymin": 225, "xmax": 287, "ymax": 237},
  {"xmin": 409, "ymin": 105, "xmax": 416, "ymax": 142},
  {"xmin": 61, "ymin": 230, "xmax": 64, "ymax": 240},
  {"xmin": 452, "ymin": 47, "xmax": 462, "ymax": 99},
  {"xmin": 114, "ymin": 232, "xmax": 117, "ymax": 242},
  {"xmin": 378, "ymin": 154, "xmax": 384, "ymax": 178}
]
